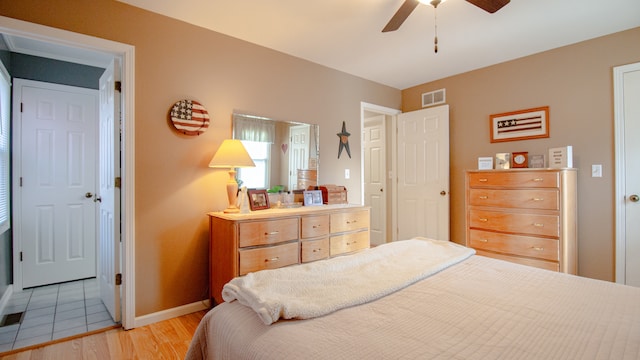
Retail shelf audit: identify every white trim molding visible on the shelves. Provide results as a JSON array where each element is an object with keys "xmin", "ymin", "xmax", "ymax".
[{"xmin": 134, "ymin": 300, "xmax": 210, "ymax": 328}]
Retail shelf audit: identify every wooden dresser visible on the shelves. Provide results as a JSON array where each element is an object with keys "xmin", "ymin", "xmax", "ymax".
[
  {"xmin": 208, "ymin": 205, "xmax": 370, "ymax": 304},
  {"xmin": 465, "ymin": 169, "xmax": 577, "ymax": 274}
]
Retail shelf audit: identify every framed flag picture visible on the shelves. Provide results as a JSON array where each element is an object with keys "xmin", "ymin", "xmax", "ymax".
[{"xmin": 489, "ymin": 106, "xmax": 549, "ymax": 143}]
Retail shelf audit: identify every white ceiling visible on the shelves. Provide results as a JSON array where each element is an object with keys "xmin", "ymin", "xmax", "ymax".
[
  {"xmin": 116, "ymin": 0, "xmax": 640, "ymax": 89},
  {"xmin": 3, "ymin": 1, "xmax": 639, "ymax": 89}
]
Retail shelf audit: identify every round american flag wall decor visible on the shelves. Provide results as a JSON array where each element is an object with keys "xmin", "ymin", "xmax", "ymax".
[{"xmin": 170, "ymin": 99, "xmax": 210, "ymax": 136}]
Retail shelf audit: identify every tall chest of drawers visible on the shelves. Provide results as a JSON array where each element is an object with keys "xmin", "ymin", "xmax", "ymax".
[
  {"xmin": 208, "ymin": 205, "xmax": 370, "ymax": 305},
  {"xmin": 465, "ymin": 169, "xmax": 577, "ymax": 273}
]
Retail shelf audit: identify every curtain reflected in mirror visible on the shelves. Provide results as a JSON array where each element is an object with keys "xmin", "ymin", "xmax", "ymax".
[{"xmin": 232, "ymin": 113, "xmax": 319, "ymax": 192}]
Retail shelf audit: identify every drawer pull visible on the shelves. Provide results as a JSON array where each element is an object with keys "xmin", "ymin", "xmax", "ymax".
[
  {"xmin": 312, "ymin": 225, "xmax": 322, "ymax": 229},
  {"xmin": 478, "ymin": 218, "xmax": 488, "ymax": 222},
  {"xmin": 264, "ymin": 231, "xmax": 279, "ymax": 236},
  {"xmin": 265, "ymin": 257, "xmax": 280, "ymax": 263},
  {"xmin": 533, "ymin": 223, "xmax": 544, "ymax": 227},
  {"xmin": 346, "ymin": 240, "xmax": 357, "ymax": 245},
  {"xmin": 532, "ymin": 178, "xmax": 544, "ymax": 182},
  {"xmin": 312, "ymin": 248, "xmax": 322, "ymax": 252},
  {"xmin": 531, "ymin": 246, "xmax": 544, "ymax": 251},
  {"xmin": 346, "ymin": 220, "xmax": 358, "ymax": 224},
  {"xmin": 478, "ymin": 239, "xmax": 488, "ymax": 243},
  {"xmin": 478, "ymin": 178, "xmax": 488, "ymax": 182},
  {"xmin": 532, "ymin": 198, "xmax": 544, "ymax": 201},
  {"xmin": 478, "ymin": 195, "xmax": 488, "ymax": 199}
]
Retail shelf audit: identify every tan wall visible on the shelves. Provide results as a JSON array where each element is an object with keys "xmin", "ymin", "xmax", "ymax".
[
  {"xmin": 403, "ymin": 27, "xmax": 640, "ymax": 281},
  {"xmin": 0, "ymin": 0, "xmax": 400, "ymax": 316}
]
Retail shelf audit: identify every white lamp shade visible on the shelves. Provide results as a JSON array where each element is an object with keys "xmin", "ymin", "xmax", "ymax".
[{"xmin": 209, "ymin": 139, "xmax": 256, "ymax": 168}]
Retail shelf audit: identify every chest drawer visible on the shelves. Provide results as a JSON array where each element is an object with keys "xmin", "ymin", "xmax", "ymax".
[
  {"xmin": 301, "ymin": 238, "xmax": 330, "ymax": 263},
  {"xmin": 239, "ymin": 241, "xmax": 299, "ymax": 275},
  {"xmin": 469, "ymin": 229, "xmax": 559, "ymax": 261},
  {"xmin": 469, "ymin": 209, "xmax": 559, "ymax": 237},
  {"xmin": 469, "ymin": 189, "xmax": 559, "ymax": 210},
  {"xmin": 330, "ymin": 210, "xmax": 370, "ymax": 233},
  {"xmin": 239, "ymin": 218, "xmax": 299, "ymax": 247},
  {"xmin": 330, "ymin": 231, "xmax": 369, "ymax": 256},
  {"xmin": 301, "ymin": 215, "xmax": 330, "ymax": 239},
  {"xmin": 468, "ymin": 171, "xmax": 559, "ymax": 188}
]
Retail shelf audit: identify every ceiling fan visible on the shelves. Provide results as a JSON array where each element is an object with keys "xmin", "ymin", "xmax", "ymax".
[{"xmin": 382, "ymin": 0, "xmax": 510, "ymax": 33}]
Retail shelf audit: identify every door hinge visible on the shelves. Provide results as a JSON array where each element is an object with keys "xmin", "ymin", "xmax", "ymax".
[
  {"xmin": 115, "ymin": 81, "xmax": 121, "ymax": 92},
  {"xmin": 115, "ymin": 177, "xmax": 121, "ymax": 188},
  {"xmin": 20, "ymin": 252, "xmax": 23, "ymax": 262},
  {"xmin": 20, "ymin": 102, "xmax": 23, "ymax": 112},
  {"xmin": 20, "ymin": 177, "xmax": 23, "ymax": 187},
  {"xmin": 115, "ymin": 273, "xmax": 122, "ymax": 286}
]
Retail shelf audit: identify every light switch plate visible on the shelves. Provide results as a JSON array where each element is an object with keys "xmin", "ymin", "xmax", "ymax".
[
  {"xmin": 592, "ymin": 164, "xmax": 602, "ymax": 177},
  {"xmin": 345, "ymin": 169, "xmax": 350, "ymax": 179}
]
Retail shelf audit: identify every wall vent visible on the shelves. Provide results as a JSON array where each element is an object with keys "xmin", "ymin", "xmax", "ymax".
[{"xmin": 421, "ymin": 88, "xmax": 446, "ymax": 108}]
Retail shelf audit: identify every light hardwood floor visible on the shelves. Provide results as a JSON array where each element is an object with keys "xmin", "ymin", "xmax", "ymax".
[{"xmin": 0, "ymin": 310, "xmax": 206, "ymax": 359}]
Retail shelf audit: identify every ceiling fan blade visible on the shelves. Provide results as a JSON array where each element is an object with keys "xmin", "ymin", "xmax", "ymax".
[
  {"xmin": 382, "ymin": 0, "xmax": 420, "ymax": 33},
  {"xmin": 465, "ymin": 0, "xmax": 510, "ymax": 13}
]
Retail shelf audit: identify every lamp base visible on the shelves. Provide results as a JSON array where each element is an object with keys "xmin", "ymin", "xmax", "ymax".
[{"xmin": 224, "ymin": 169, "xmax": 239, "ymax": 213}]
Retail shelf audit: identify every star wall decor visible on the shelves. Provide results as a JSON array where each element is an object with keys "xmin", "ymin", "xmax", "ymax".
[{"xmin": 337, "ymin": 121, "xmax": 351, "ymax": 159}]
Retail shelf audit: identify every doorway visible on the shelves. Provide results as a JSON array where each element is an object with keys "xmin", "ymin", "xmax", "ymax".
[
  {"xmin": 614, "ymin": 61, "xmax": 640, "ymax": 287},
  {"xmin": 0, "ymin": 16, "xmax": 136, "ymax": 329},
  {"xmin": 360, "ymin": 102, "xmax": 400, "ymax": 243}
]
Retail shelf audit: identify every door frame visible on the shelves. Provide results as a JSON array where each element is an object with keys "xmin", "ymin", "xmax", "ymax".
[
  {"xmin": 614, "ymin": 61, "xmax": 640, "ymax": 284},
  {"xmin": 0, "ymin": 16, "xmax": 136, "ymax": 329},
  {"xmin": 360, "ymin": 102, "xmax": 401, "ymax": 241}
]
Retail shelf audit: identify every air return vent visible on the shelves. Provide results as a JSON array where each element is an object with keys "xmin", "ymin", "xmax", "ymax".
[{"xmin": 421, "ymin": 88, "xmax": 446, "ymax": 108}]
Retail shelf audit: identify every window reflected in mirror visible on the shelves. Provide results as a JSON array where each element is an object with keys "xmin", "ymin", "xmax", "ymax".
[{"xmin": 233, "ymin": 113, "xmax": 319, "ymax": 192}]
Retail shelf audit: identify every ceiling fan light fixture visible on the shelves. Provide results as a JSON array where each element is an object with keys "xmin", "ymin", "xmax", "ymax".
[{"xmin": 418, "ymin": 0, "xmax": 447, "ymax": 8}]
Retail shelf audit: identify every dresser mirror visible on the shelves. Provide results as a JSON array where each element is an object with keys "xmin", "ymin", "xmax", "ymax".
[{"xmin": 232, "ymin": 113, "xmax": 319, "ymax": 192}]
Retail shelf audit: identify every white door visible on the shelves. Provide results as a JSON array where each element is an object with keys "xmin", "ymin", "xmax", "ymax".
[
  {"xmin": 99, "ymin": 59, "xmax": 122, "ymax": 321},
  {"xmin": 397, "ymin": 105, "xmax": 449, "ymax": 241},
  {"xmin": 289, "ymin": 125, "xmax": 310, "ymax": 190},
  {"xmin": 16, "ymin": 79, "xmax": 97, "ymax": 288},
  {"xmin": 616, "ymin": 62, "xmax": 640, "ymax": 287},
  {"xmin": 363, "ymin": 116, "xmax": 387, "ymax": 246}
]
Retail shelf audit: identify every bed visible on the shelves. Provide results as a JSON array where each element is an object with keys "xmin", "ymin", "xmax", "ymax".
[{"xmin": 186, "ymin": 238, "xmax": 640, "ymax": 359}]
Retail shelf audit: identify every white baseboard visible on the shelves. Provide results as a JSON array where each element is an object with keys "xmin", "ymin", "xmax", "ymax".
[
  {"xmin": 0, "ymin": 284, "xmax": 13, "ymax": 316},
  {"xmin": 133, "ymin": 299, "xmax": 210, "ymax": 328}
]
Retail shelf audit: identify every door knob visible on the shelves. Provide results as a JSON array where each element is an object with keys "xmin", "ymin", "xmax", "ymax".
[
  {"xmin": 440, "ymin": 191, "xmax": 447, "ymax": 196},
  {"xmin": 380, "ymin": 188, "xmax": 383, "ymax": 192},
  {"xmin": 630, "ymin": 194, "xmax": 640, "ymax": 202},
  {"xmin": 85, "ymin": 192, "xmax": 93, "ymax": 198}
]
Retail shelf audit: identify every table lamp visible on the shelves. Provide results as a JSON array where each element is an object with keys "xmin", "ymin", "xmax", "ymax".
[{"xmin": 209, "ymin": 139, "xmax": 255, "ymax": 213}]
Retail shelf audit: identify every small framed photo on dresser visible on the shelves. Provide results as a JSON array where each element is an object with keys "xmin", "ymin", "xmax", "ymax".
[
  {"xmin": 248, "ymin": 189, "xmax": 270, "ymax": 210},
  {"xmin": 529, "ymin": 154, "xmax": 545, "ymax": 168}
]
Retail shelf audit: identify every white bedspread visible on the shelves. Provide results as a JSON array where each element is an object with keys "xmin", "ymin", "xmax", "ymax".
[{"xmin": 222, "ymin": 238, "xmax": 475, "ymax": 325}]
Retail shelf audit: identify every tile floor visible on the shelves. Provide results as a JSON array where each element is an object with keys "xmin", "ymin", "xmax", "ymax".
[{"xmin": 0, "ymin": 278, "xmax": 119, "ymax": 352}]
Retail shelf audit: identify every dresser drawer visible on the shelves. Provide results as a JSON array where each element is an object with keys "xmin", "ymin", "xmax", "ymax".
[
  {"xmin": 469, "ymin": 189, "xmax": 559, "ymax": 210},
  {"xmin": 468, "ymin": 171, "xmax": 559, "ymax": 188},
  {"xmin": 301, "ymin": 215, "xmax": 330, "ymax": 239},
  {"xmin": 239, "ymin": 241, "xmax": 299, "ymax": 275},
  {"xmin": 330, "ymin": 210, "xmax": 370, "ymax": 233},
  {"xmin": 469, "ymin": 209, "xmax": 559, "ymax": 237},
  {"xmin": 469, "ymin": 229, "xmax": 559, "ymax": 261},
  {"xmin": 301, "ymin": 238, "xmax": 330, "ymax": 263},
  {"xmin": 239, "ymin": 218, "xmax": 299, "ymax": 247},
  {"xmin": 475, "ymin": 249, "xmax": 560, "ymax": 272},
  {"xmin": 330, "ymin": 231, "xmax": 369, "ymax": 256}
]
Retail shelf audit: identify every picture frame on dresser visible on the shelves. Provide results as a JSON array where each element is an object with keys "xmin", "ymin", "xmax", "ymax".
[
  {"xmin": 248, "ymin": 189, "xmax": 270, "ymax": 210},
  {"xmin": 303, "ymin": 190, "xmax": 324, "ymax": 206}
]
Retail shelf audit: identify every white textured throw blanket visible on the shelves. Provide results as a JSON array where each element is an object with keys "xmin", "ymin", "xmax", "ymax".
[{"xmin": 222, "ymin": 238, "xmax": 475, "ymax": 325}]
